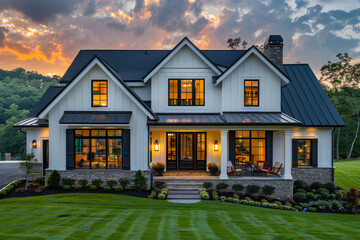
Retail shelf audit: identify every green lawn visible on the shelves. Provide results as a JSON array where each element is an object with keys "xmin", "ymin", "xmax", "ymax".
[
  {"xmin": 0, "ymin": 194, "xmax": 359, "ymax": 239},
  {"xmin": 334, "ymin": 158, "xmax": 360, "ymax": 190}
]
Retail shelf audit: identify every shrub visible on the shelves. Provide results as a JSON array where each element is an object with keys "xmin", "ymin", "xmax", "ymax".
[
  {"xmin": 293, "ymin": 192, "xmax": 306, "ymax": 202},
  {"xmin": 232, "ymin": 184, "xmax": 244, "ymax": 192},
  {"xmin": 202, "ymin": 182, "xmax": 213, "ymax": 189},
  {"xmin": 233, "ymin": 193, "xmax": 239, "ymax": 199},
  {"xmin": 74, "ymin": 185, "xmax": 82, "ymax": 190},
  {"xmin": 343, "ymin": 188, "xmax": 359, "ymax": 208},
  {"xmin": 296, "ymin": 189, "xmax": 306, "ymax": 194},
  {"xmin": 90, "ymin": 185, "xmax": 97, "ymax": 190},
  {"xmin": 317, "ymin": 188, "xmax": 329, "ymax": 194},
  {"xmin": 200, "ymin": 191, "xmax": 210, "ymax": 200},
  {"xmin": 324, "ymin": 182, "xmax": 336, "ymax": 193},
  {"xmin": 0, "ymin": 191, "xmax": 6, "ymax": 197},
  {"xmin": 308, "ymin": 207, "xmax": 317, "ymax": 212},
  {"xmin": 35, "ymin": 177, "xmax": 45, "ymax": 185},
  {"xmin": 103, "ymin": 186, "xmax": 111, "ymax": 191},
  {"xmin": 154, "ymin": 181, "xmax": 166, "ymax": 189},
  {"xmin": 261, "ymin": 199, "xmax": 268, "ymax": 203},
  {"xmin": 294, "ymin": 180, "xmax": 307, "ymax": 190},
  {"xmin": 216, "ymin": 182, "xmax": 229, "ymax": 190},
  {"xmin": 285, "ymin": 202, "xmax": 292, "ymax": 207},
  {"xmin": 78, "ymin": 179, "xmax": 88, "ymax": 188},
  {"xmin": 246, "ymin": 185, "xmax": 260, "ymax": 195},
  {"xmin": 245, "ymin": 197, "xmax": 252, "ymax": 201},
  {"xmin": 320, "ymin": 191, "xmax": 330, "ymax": 199},
  {"xmin": 152, "ymin": 162, "xmax": 166, "ymax": 176},
  {"xmin": 220, "ymin": 196, "xmax": 227, "ymax": 202},
  {"xmin": 35, "ymin": 185, "xmax": 45, "ymax": 193},
  {"xmin": 336, "ymin": 190, "xmax": 344, "ymax": 199},
  {"xmin": 329, "ymin": 200, "xmax": 342, "ymax": 210},
  {"xmin": 62, "ymin": 178, "xmax": 75, "ymax": 186},
  {"xmin": 150, "ymin": 190, "xmax": 157, "ymax": 198},
  {"xmin": 161, "ymin": 188, "xmax": 168, "ymax": 195},
  {"xmin": 91, "ymin": 179, "xmax": 103, "ymax": 188},
  {"xmin": 263, "ymin": 185, "xmax": 275, "ymax": 196},
  {"xmin": 47, "ymin": 170, "xmax": 61, "ymax": 189},
  {"xmin": 133, "ymin": 170, "xmax": 148, "ymax": 191},
  {"xmin": 15, "ymin": 187, "xmax": 24, "ymax": 193},
  {"xmin": 310, "ymin": 182, "xmax": 322, "ymax": 190},
  {"xmin": 275, "ymin": 201, "xmax": 282, "ymax": 206},
  {"xmin": 212, "ymin": 191, "xmax": 219, "ymax": 200},
  {"xmin": 158, "ymin": 193, "xmax": 166, "ymax": 200},
  {"xmin": 306, "ymin": 192, "xmax": 315, "ymax": 199},
  {"xmin": 63, "ymin": 185, "xmax": 71, "ymax": 190},
  {"xmin": 295, "ymin": 205, "xmax": 303, "ymax": 211},
  {"xmin": 106, "ymin": 180, "xmax": 117, "ymax": 188},
  {"xmin": 115, "ymin": 186, "xmax": 123, "ymax": 192},
  {"xmin": 119, "ymin": 179, "xmax": 130, "ymax": 189}
]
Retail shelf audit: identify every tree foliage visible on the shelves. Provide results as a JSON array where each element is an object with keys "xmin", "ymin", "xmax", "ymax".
[
  {"xmin": 227, "ymin": 37, "xmax": 248, "ymax": 50},
  {"xmin": 19, "ymin": 153, "xmax": 38, "ymax": 190},
  {"xmin": 0, "ymin": 68, "xmax": 59, "ymax": 156}
]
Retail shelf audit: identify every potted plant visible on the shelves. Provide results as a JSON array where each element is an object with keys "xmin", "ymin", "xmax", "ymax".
[
  {"xmin": 207, "ymin": 163, "xmax": 219, "ymax": 176},
  {"xmin": 152, "ymin": 162, "xmax": 166, "ymax": 176}
]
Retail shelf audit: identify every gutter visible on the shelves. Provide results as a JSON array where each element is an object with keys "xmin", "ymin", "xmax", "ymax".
[
  {"xmin": 147, "ymin": 125, "xmax": 154, "ymax": 189},
  {"xmin": 331, "ymin": 127, "xmax": 335, "ymax": 183}
]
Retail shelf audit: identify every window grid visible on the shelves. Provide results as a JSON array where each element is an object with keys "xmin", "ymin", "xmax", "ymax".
[
  {"xmin": 297, "ymin": 139, "xmax": 312, "ymax": 166},
  {"xmin": 168, "ymin": 79, "xmax": 204, "ymax": 106},
  {"xmin": 92, "ymin": 80, "xmax": 108, "ymax": 107},
  {"xmin": 244, "ymin": 80, "xmax": 259, "ymax": 106},
  {"xmin": 234, "ymin": 130, "xmax": 266, "ymax": 166}
]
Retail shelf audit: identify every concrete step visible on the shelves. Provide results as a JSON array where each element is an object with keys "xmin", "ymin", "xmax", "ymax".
[
  {"xmin": 167, "ymin": 194, "xmax": 201, "ymax": 199},
  {"xmin": 168, "ymin": 190, "xmax": 199, "ymax": 195},
  {"xmin": 166, "ymin": 183, "xmax": 203, "ymax": 190}
]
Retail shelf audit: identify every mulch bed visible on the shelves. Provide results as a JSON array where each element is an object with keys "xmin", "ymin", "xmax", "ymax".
[{"xmin": 4, "ymin": 181, "xmax": 150, "ymax": 199}]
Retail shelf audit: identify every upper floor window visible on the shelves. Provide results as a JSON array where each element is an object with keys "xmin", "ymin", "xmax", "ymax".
[
  {"xmin": 244, "ymin": 80, "xmax": 259, "ymax": 106},
  {"xmin": 92, "ymin": 80, "xmax": 107, "ymax": 107},
  {"xmin": 168, "ymin": 79, "xmax": 204, "ymax": 106}
]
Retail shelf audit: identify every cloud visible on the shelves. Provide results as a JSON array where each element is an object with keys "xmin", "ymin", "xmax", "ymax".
[
  {"xmin": 0, "ymin": 26, "xmax": 9, "ymax": 47},
  {"xmin": 295, "ymin": 0, "xmax": 309, "ymax": 9},
  {"xmin": 83, "ymin": 0, "xmax": 96, "ymax": 16},
  {"xmin": 133, "ymin": 0, "xmax": 144, "ymax": 13}
]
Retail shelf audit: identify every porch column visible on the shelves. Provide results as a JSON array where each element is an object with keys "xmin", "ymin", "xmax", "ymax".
[
  {"xmin": 283, "ymin": 130, "xmax": 293, "ymax": 179},
  {"xmin": 220, "ymin": 130, "xmax": 228, "ymax": 179}
]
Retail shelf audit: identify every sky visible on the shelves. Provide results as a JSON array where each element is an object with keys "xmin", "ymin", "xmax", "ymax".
[{"xmin": 0, "ymin": 0, "xmax": 359, "ymax": 77}]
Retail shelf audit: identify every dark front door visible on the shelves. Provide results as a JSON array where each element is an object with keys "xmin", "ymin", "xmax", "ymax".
[
  {"xmin": 179, "ymin": 133, "xmax": 194, "ymax": 170},
  {"xmin": 42, "ymin": 140, "xmax": 49, "ymax": 175}
]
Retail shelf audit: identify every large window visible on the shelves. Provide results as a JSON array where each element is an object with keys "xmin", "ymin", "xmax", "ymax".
[
  {"xmin": 244, "ymin": 80, "xmax": 259, "ymax": 106},
  {"xmin": 168, "ymin": 79, "xmax": 204, "ymax": 106},
  {"xmin": 297, "ymin": 139, "xmax": 312, "ymax": 166},
  {"xmin": 234, "ymin": 131, "xmax": 266, "ymax": 166},
  {"xmin": 92, "ymin": 80, "xmax": 108, "ymax": 107},
  {"xmin": 75, "ymin": 129, "xmax": 122, "ymax": 169}
]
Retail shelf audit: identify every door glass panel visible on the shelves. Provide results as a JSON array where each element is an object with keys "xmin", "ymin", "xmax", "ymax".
[
  {"xmin": 167, "ymin": 133, "xmax": 177, "ymax": 170},
  {"xmin": 196, "ymin": 133, "xmax": 206, "ymax": 161},
  {"xmin": 108, "ymin": 138, "xmax": 122, "ymax": 169},
  {"xmin": 235, "ymin": 139, "xmax": 250, "ymax": 165},
  {"xmin": 75, "ymin": 139, "xmax": 90, "ymax": 169},
  {"xmin": 91, "ymin": 139, "xmax": 106, "ymax": 168},
  {"xmin": 180, "ymin": 134, "xmax": 193, "ymax": 161}
]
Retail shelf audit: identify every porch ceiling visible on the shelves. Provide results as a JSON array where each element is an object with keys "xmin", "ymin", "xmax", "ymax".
[{"xmin": 148, "ymin": 112, "xmax": 302, "ymax": 126}]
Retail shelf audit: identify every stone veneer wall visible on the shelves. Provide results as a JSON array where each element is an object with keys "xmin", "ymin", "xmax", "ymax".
[
  {"xmin": 28, "ymin": 163, "xmax": 43, "ymax": 181},
  {"xmin": 45, "ymin": 169, "xmax": 152, "ymax": 189},
  {"xmin": 291, "ymin": 167, "xmax": 333, "ymax": 184}
]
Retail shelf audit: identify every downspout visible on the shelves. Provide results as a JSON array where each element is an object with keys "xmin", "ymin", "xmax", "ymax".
[
  {"xmin": 331, "ymin": 127, "xmax": 335, "ymax": 183},
  {"xmin": 147, "ymin": 124, "xmax": 154, "ymax": 189}
]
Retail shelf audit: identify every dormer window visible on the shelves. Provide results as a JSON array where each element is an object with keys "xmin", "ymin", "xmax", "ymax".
[
  {"xmin": 244, "ymin": 80, "xmax": 259, "ymax": 106},
  {"xmin": 92, "ymin": 80, "xmax": 107, "ymax": 107},
  {"xmin": 168, "ymin": 79, "xmax": 204, "ymax": 106}
]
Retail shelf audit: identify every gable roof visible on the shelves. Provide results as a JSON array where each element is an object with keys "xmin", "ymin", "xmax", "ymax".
[
  {"xmin": 214, "ymin": 46, "xmax": 290, "ymax": 86},
  {"xmin": 142, "ymin": 37, "xmax": 222, "ymax": 82},
  {"xmin": 37, "ymin": 56, "xmax": 157, "ymax": 120},
  {"xmin": 282, "ymin": 64, "xmax": 344, "ymax": 126},
  {"xmin": 30, "ymin": 85, "xmax": 64, "ymax": 117}
]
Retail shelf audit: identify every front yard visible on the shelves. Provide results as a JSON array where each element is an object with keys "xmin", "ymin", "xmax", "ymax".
[
  {"xmin": 334, "ymin": 158, "xmax": 360, "ymax": 190},
  {"xmin": 1, "ymin": 193, "xmax": 359, "ymax": 239}
]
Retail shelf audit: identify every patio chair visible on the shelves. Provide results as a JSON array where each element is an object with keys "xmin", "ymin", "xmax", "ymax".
[
  {"xmin": 227, "ymin": 161, "xmax": 242, "ymax": 176},
  {"xmin": 253, "ymin": 161, "xmax": 268, "ymax": 176},
  {"xmin": 268, "ymin": 161, "xmax": 283, "ymax": 177}
]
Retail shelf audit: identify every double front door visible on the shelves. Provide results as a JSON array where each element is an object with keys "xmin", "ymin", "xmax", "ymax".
[{"xmin": 166, "ymin": 132, "xmax": 206, "ymax": 170}]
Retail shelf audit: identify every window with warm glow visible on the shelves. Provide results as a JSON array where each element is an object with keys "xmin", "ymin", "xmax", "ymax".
[
  {"xmin": 297, "ymin": 140, "xmax": 312, "ymax": 166},
  {"xmin": 92, "ymin": 80, "xmax": 108, "ymax": 107},
  {"xmin": 168, "ymin": 79, "xmax": 204, "ymax": 106},
  {"xmin": 234, "ymin": 131, "xmax": 266, "ymax": 166},
  {"xmin": 244, "ymin": 80, "xmax": 259, "ymax": 106}
]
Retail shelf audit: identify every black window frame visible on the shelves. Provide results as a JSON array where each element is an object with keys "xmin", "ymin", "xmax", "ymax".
[
  {"xmin": 74, "ymin": 129, "xmax": 123, "ymax": 169},
  {"xmin": 168, "ymin": 79, "xmax": 205, "ymax": 106},
  {"xmin": 91, "ymin": 80, "xmax": 108, "ymax": 107},
  {"xmin": 296, "ymin": 139, "xmax": 312, "ymax": 167},
  {"xmin": 244, "ymin": 79, "xmax": 259, "ymax": 107},
  {"xmin": 234, "ymin": 130, "xmax": 266, "ymax": 166}
]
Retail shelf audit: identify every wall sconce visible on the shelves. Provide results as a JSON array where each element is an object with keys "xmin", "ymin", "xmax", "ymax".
[
  {"xmin": 214, "ymin": 140, "xmax": 219, "ymax": 151},
  {"xmin": 154, "ymin": 140, "xmax": 159, "ymax": 151},
  {"xmin": 31, "ymin": 140, "xmax": 37, "ymax": 148}
]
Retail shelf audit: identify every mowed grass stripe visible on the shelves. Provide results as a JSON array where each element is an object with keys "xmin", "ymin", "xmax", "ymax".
[
  {"xmin": 271, "ymin": 215, "xmax": 317, "ymax": 239},
  {"xmin": 207, "ymin": 211, "xmax": 237, "ymax": 239},
  {"xmin": 178, "ymin": 210, "xmax": 197, "ymax": 239},
  {"xmin": 122, "ymin": 210, "xmax": 153, "ymax": 240},
  {"xmin": 162, "ymin": 209, "xmax": 180, "ymax": 240}
]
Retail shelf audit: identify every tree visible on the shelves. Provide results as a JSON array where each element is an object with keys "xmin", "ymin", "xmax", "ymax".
[
  {"xmin": 227, "ymin": 37, "xmax": 248, "ymax": 50},
  {"xmin": 19, "ymin": 154, "xmax": 38, "ymax": 190},
  {"xmin": 320, "ymin": 53, "xmax": 360, "ymax": 160}
]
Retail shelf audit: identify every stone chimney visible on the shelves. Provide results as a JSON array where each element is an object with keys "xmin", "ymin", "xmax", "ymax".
[{"xmin": 263, "ymin": 35, "xmax": 283, "ymax": 69}]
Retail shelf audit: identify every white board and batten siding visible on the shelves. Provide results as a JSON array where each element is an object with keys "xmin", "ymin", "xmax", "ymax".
[
  {"xmin": 221, "ymin": 54, "xmax": 282, "ymax": 112},
  {"xmin": 150, "ymin": 45, "xmax": 221, "ymax": 113},
  {"xmin": 26, "ymin": 128, "xmax": 49, "ymax": 164},
  {"xmin": 48, "ymin": 65, "xmax": 148, "ymax": 171}
]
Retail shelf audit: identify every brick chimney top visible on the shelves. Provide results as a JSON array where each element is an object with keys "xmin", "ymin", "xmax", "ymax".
[{"xmin": 264, "ymin": 35, "xmax": 283, "ymax": 69}]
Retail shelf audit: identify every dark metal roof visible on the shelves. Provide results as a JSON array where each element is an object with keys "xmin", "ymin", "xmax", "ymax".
[
  {"xmin": 59, "ymin": 111, "xmax": 132, "ymax": 124},
  {"xmin": 13, "ymin": 117, "xmax": 49, "ymax": 127},
  {"xmin": 30, "ymin": 85, "xmax": 64, "ymax": 117},
  {"xmin": 60, "ymin": 50, "xmax": 245, "ymax": 83},
  {"xmin": 282, "ymin": 64, "xmax": 344, "ymax": 127},
  {"xmin": 148, "ymin": 112, "xmax": 301, "ymax": 125}
]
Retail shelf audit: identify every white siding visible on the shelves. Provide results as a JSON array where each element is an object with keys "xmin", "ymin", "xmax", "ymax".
[
  {"xmin": 150, "ymin": 45, "xmax": 220, "ymax": 113},
  {"xmin": 131, "ymin": 81, "xmax": 151, "ymax": 101},
  {"xmin": 48, "ymin": 64, "xmax": 148, "ymax": 171},
  {"xmin": 26, "ymin": 128, "xmax": 49, "ymax": 163},
  {"xmin": 221, "ymin": 54, "xmax": 282, "ymax": 112}
]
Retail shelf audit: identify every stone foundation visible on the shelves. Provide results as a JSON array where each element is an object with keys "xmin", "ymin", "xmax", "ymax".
[
  {"xmin": 27, "ymin": 163, "xmax": 43, "ymax": 181},
  {"xmin": 291, "ymin": 167, "xmax": 333, "ymax": 184},
  {"xmin": 45, "ymin": 169, "xmax": 152, "ymax": 189}
]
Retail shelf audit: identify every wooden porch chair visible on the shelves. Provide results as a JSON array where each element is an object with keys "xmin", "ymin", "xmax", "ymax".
[
  {"xmin": 268, "ymin": 161, "xmax": 283, "ymax": 177},
  {"xmin": 253, "ymin": 161, "xmax": 269, "ymax": 176},
  {"xmin": 227, "ymin": 161, "xmax": 242, "ymax": 176}
]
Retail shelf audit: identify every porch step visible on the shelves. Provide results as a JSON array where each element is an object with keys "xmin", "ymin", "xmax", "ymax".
[
  {"xmin": 166, "ymin": 182, "xmax": 203, "ymax": 190},
  {"xmin": 167, "ymin": 189, "xmax": 201, "ymax": 201}
]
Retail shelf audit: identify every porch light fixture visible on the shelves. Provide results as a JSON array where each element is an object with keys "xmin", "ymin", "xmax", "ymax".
[
  {"xmin": 154, "ymin": 140, "xmax": 159, "ymax": 151},
  {"xmin": 214, "ymin": 140, "xmax": 219, "ymax": 151},
  {"xmin": 31, "ymin": 140, "xmax": 37, "ymax": 148}
]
